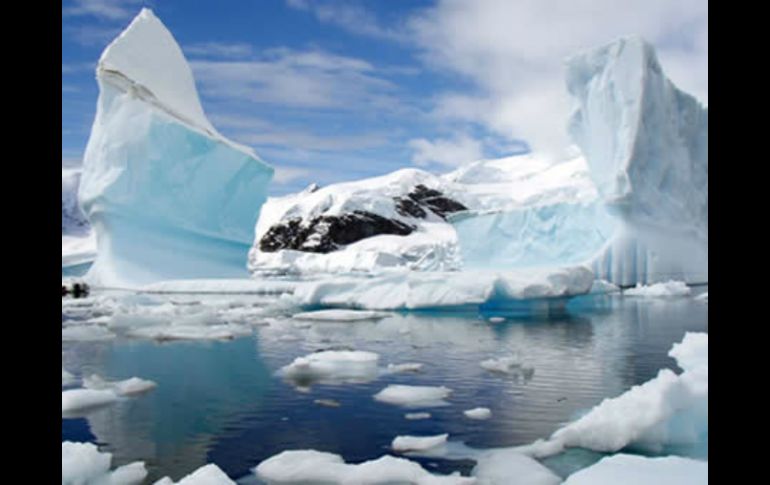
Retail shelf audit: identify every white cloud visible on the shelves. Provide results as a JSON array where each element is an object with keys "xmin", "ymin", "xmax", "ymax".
[
  {"xmin": 408, "ymin": 134, "xmax": 484, "ymax": 167},
  {"xmin": 190, "ymin": 48, "xmax": 400, "ymax": 110},
  {"xmin": 273, "ymin": 166, "xmax": 312, "ymax": 184},
  {"xmin": 407, "ymin": 0, "xmax": 708, "ymax": 152},
  {"xmin": 62, "ymin": 0, "xmax": 143, "ymax": 21},
  {"xmin": 286, "ymin": 0, "xmax": 402, "ymax": 41}
]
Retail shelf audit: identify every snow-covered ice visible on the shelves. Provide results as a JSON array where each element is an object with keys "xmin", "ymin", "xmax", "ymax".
[
  {"xmin": 464, "ymin": 408, "xmax": 492, "ymax": 420},
  {"xmin": 624, "ymin": 281, "xmax": 691, "ymax": 298},
  {"xmin": 153, "ymin": 464, "xmax": 235, "ymax": 484},
  {"xmin": 78, "ymin": 9, "xmax": 273, "ymax": 287},
  {"xmin": 374, "ymin": 384, "xmax": 452, "ymax": 408},
  {"xmin": 253, "ymin": 449, "xmax": 475, "ymax": 484},
  {"xmin": 62, "ymin": 441, "xmax": 147, "ymax": 485},
  {"xmin": 547, "ymin": 332, "xmax": 708, "ymax": 454},
  {"xmin": 392, "ymin": 434, "xmax": 449, "ymax": 452},
  {"xmin": 562, "ymin": 453, "xmax": 707, "ymax": 485},
  {"xmin": 293, "ymin": 266, "xmax": 594, "ymax": 310},
  {"xmin": 279, "ymin": 350, "xmax": 380, "ymax": 387},
  {"xmin": 83, "ymin": 375, "xmax": 157, "ymax": 396},
  {"xmin": 405, "ymin": 412, "xmax": 432, "ymax": 420},
  {"xmin": 291, "ymin": 309, "xmax": 391, "ymax": 322},
  {"xmin": 62, "ymin": 389, "xmax": 118, "ymax": 413}
]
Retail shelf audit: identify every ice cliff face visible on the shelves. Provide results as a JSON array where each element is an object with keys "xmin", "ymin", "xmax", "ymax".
[
  {"xmin": 567, "ymin": 37, "xmax": 708, "ymax": 285},
  {"xmin": 79, "ymin": 9, "xmax": 273, "ymax": 286}
]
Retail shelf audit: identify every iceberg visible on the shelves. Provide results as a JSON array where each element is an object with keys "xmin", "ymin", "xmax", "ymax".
[
  {"xmin": 78, "ymin": 9, "xmax": 273, "ymax": 287},
  {"xmin": 567, "ymin": 36, "xmax": 708, "ymax": 285},
  {"xmin": 62, "ymin": 168, "xmax": 97, "ymax": 269},
  {"xmin": 62, "ymin": 441, "xmax": 147, "ymax": 485}
]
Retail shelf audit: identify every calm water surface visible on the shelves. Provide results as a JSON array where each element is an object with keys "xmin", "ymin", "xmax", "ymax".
[{"xmin": 61, "ymin": 289, "xmax": 708, "ymax": 482}]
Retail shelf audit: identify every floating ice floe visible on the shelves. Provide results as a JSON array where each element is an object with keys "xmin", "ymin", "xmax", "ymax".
[
  {"xmin": 464, "ymin": 408, "xmax": 492, "ymax": 420},
  {"xmin": 392, "ymin": 434, "xmax": 449, "ymax": 452},
  {"xmin": 126, "ymin": 323, "xmax": 252, "ymax": 341},
  {"xmin": 62, "ymin": 389, "xmax": 119, "ymax": 414},
  {"xmin": 153, "ymin": 463, "xmax": 235, "ymax": 484},
  {"xmin": 83, "ymin": 375, "xmax": 157, "ymax": 396},
  {"xmin": 386, "ymin": 363, "xmax": 424, "ymax": 374},
  {"xmin": 292, "ymin": 309, "xmax": 392, "ymax": 322},
  {"xmin": 562, "ymin": 453, "xmax": 708, "ymax": 485},
  {"xmin": 62, "ymin": 326, "xmax": 117, "ymax": 342},
  {"xmin": 62, "ymin": 441, "xmax": 147, "ymax": 485},
  {"xmin": 279, "ymin": 350, "xmax": 380, "ymax": 387},
  {"xmin": 623, "ymin": 280, "xmax": 691, "ymax": 298},
  {"xmin": 487, "ymin": 317, "xmax": 505, "ymax": 324},
  {"xmin": 374, "ymin": 385, "xmax": 452, "ymax": 408},
  {"xmin": 405, "ymin": 412, "xmax": 431, "ymax": 420},
  {"xmin": 480, "ymin": 356, "xmax": 534, "ymax": 379},
  {"xmin": 253, "ymin": 449, "xmax": 475, "ymax": 484},
  {"xmin": 695, "ymin": 292, "xmax": 708, "ymax": 302},
  {"xmin": 472, "ymin": 448, "xmax": 561, "ymax": 485}
]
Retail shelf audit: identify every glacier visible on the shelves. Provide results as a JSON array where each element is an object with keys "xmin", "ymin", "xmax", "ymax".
[{"xmin": 78, "ymin": 9, "xmax": 273, "ymax": 287}]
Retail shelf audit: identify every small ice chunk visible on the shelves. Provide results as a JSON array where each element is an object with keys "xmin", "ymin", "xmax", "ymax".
[
  {"xmin": 83, "ymin": 374, "xmax": 157, "ymax": 396},
  {"xmin": 374, "ymin": 384, "xmax": 452, "ymax": 408},
  {"xmin": 62, "ymin": 389, "xmax": 118, "ymax": 413},
  {"xmin": 464, "ymin": 407, "xmax": 492, "ymax": 420},
  {"xmin": 480, "ymin": 356, "xmax": 531, "ymax": 375},
  {"xmin": 387, "ymin": 363, "xmax": 424, "ymax": 374},
  {"xmin": 392, "ymin": 434, "xmax": 449, "ymax": 452},
  {"xmin": 62, "ymin": 326, "xmax": 116, "ymax": 341},
  {"xmin": 695, "ymin": 292, "xmax": 708, "ymax": 302},
  {"xmin": 152, "ymin": 463, "xmax": 236, "ymax": 484},
  {"xmin": 254, "ymin": 449, "xmax": 475, "ymax": 484},
  {"xmin": 562, "ymin": 454, "xmax": 708, "ymax": 485},
  {"xmin": 314, "ymin": 399, "xmax": 341, "ymax": 408},
  {"xmin": 292, "ymin": 309, "xmax": 391, "ymax": 321},
  {"xmin": 62, "ymin": 441, "xmax": 147, "ymax": 485},
  {"xmin": 405, "ymin": 412, "xmax": 431, "ymax": 420},
  {"xmin": 279, "ymin": 350, "xmax": 380, "ymax": 387},
  {"xmin": 62, "ymin": 368, "xmax": 78, "ymax": 387},
  {"xmin": 488, "ymin": 317, "xmax": 505, "ymax": 324},
  {"xmin": 624, "ymin": 280, "xmax": 691, "ymax": 297}
]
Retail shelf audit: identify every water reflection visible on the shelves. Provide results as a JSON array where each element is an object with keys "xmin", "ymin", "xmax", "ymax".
[{"xmin": 62, "ymin": 292, "xmax": 707, "ymax": 481}]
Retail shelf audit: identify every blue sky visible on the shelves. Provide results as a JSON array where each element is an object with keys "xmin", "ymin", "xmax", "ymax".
[{"xmin": 62, "ymin": 0, "xmax": 708, "ymax": 195}]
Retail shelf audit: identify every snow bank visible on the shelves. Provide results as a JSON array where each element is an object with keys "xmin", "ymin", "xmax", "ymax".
[
  {"xmin": 392, "ymin": 434, "xmax": 448, "ymax": 452},
  {"xmin": 79, "ymin": 9, "xmax": 273, "ymax": 287},
  {"xmin": 254, "ymin": 450, "xmax": 475, "ymax": 484},
  {"xmin": 62, "ymin": 441, "xmax": 147, "ymax": 485},
  {"xmin": 464, "ymin": 408, "xmax": 492, "ymax": 420},
  {"xmin": 374, "ymin": 385, "xmax": 452, "ymax": 408},
  {"xmin": 624, "ymin": 281, "xmax": 691, "ymax": 298},
  {"xmin": 153, "ymin": 463, "xmax": 235, "ymax": 484},
  {"xmin": 279, "ymin": 350, "xmax": 380, "ymax": 387},
  {"xmin": 562, "ymin": 454, "xmax": 707, "ymax": 485}
]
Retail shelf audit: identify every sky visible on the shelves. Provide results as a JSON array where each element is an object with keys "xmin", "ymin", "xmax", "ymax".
[{"xmin": 62, "ymin": 0, "xmax": 708, "ymax": 195}]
